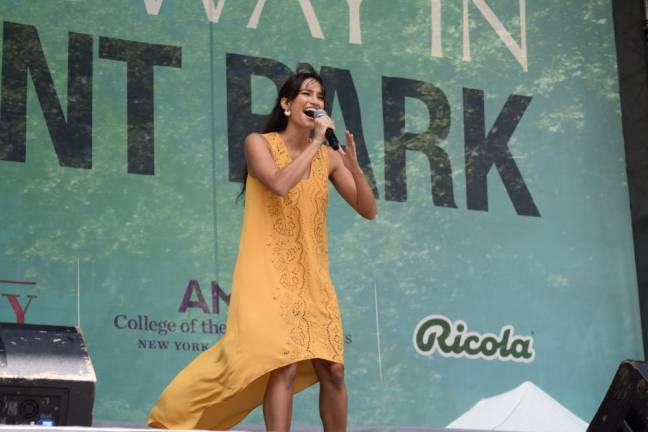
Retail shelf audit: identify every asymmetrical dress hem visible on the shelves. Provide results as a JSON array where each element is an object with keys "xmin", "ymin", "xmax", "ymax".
[{"xmin": 148, "ymin": 132, "xmax": 344, "ymax": 430}]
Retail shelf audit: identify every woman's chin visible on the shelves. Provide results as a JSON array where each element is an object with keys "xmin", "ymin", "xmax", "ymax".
[{"xmin": 291, "ymin": 118, "xmax": 315, "ymax": 130}]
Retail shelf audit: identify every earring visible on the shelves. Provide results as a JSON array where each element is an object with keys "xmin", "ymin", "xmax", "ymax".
[{"xmin": 284, "ymin": 108, "xmax": 291, "ymax": 117}]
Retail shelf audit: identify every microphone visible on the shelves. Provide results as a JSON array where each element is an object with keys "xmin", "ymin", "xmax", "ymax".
[{"xmin": 304, "ymin": 109, "xmax": 340, "ymax": 150}]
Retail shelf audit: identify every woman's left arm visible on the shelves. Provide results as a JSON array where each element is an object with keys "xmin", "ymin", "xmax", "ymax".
[{"xmin": 329, "ymin": 130, "xmax": 377, "ymax": 220}]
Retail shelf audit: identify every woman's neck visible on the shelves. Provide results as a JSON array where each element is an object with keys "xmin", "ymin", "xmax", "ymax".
[{"xmin": 279, "ymin": 123, "xmax": 311, "ymax": 153}]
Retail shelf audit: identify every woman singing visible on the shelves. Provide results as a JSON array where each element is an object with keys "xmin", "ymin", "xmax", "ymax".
[{"xmin": 149, "ymin": 70, "xmax": 377, "ymax": 431}]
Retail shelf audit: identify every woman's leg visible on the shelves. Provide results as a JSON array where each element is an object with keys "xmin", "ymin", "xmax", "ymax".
[
  {"xmin": 263, "ymin": 363, "xmax": 299, "ymax": 432},
  {"xmin": 312, "ymin": 359, "xmax": 348, "ymax": 432}
]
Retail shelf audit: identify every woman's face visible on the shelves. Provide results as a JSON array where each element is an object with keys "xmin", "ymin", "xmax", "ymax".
[{"xmin": 282, "ymin": 78, "xmax": 325, "ymax": 129}]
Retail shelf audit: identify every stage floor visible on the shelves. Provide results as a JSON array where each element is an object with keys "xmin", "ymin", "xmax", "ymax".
[{"xmin": 0, "ymin": 423, "xmax": 491, "ymax": 432}]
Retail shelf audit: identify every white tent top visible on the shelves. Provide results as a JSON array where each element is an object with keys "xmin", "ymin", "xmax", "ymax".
[{"xmin": 447, "ymin": 381, "xmax": 589, "ymax": 432}]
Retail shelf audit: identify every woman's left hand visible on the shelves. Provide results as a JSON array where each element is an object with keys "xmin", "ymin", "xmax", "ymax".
[
  {"xmin": 339, "ymin": 130, "xmax": 363, "ymax": 174},
  {"xmin": 329, "ymin": 130, "xmax": 377, "ymax": 219}
]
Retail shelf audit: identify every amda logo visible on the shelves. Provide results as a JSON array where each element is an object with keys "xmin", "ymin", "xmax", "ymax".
[
  {"xmin": 179, "ymin": 280, "xmax": 230, "ymax": 314},
  {"xmin": 413, "ymin": 314, "xmax": 535, "ymax": 363}
]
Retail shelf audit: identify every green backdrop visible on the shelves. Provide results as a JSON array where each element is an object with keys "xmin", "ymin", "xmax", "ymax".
[{"xmin": 0, "ymin": 0, "xmax": 642, "ymax": 427}]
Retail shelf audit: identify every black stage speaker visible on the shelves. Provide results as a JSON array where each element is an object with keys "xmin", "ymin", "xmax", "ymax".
[
  {"xmin": 588, "ymin": 360, "xmax": 648, "ymax": 431},
  {"xmin": 0, "ymin": 323, "xmax": 95, "ymax": 426}
]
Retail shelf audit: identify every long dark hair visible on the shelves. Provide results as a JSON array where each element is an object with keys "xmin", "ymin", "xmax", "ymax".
[{"xmin": 237, "ymin": 70, "xmax": 326, "ymax": 201}]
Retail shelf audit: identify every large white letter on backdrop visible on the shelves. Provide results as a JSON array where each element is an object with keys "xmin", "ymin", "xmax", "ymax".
[
  {"xmin": 143, "ymin": 0, "xmax": 164, "ymax": 15},
  {"xmin": 462, "ymin": 0, "xmax": 528, "ymax": 72},
  {"xmin": 347, "ymin": 0, "xmax": 363, "ymax": 44},
  {"xmin": 431, "ymin": 0, "xmax": 442, "ymax": 57},
  {"xmin": 202, "ymin": 0, "xmax": 226, "ymax": 23},
  {"xmin": 143, "ymin": 0, "xmax": 226, "ymax": 22},
  {"xmin": 247, "ymin": 0, "xmax": 325, "ymax": 40}
]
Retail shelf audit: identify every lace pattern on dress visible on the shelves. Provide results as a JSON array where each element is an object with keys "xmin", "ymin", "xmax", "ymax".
[
  {"xmin": 265, "ymin": 134, "xmax": 311, "ymax": 360},
  {"xmin": 265, "ymin": 133, "xmax": 343, "ymax": 362},
  {"xmin": 311, "ymin": 148, "xmax": 343, "ymax": 360}
]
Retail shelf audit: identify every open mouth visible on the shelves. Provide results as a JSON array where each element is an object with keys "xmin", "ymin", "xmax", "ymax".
[{"xmin": 303, "ymin": 108, "xmax": 316, "ymax": 118}]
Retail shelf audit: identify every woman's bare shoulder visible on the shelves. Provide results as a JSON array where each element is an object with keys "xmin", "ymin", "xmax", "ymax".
[
  {"xmin": 244, "ymin": 132, "xmax": 272, "ymax": 149},
  {"xmin": 245, "ymin": 132, "xmax": 268, "ymax": 142}
]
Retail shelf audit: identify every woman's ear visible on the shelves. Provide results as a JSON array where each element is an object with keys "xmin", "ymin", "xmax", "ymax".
[{"xmin": 280, "ymin": 97, "xmax": 289, "ymax": 110}]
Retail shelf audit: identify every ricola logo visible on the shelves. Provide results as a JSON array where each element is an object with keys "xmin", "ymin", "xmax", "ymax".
[{"xmin": 413, "ymin": 315, "xmax": 535, "ymax": 363}]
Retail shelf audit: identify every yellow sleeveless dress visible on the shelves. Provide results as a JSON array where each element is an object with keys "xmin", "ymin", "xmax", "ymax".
[{"xmin": 148, "ymin": 132, "xmax": 344, "ymax": 430}]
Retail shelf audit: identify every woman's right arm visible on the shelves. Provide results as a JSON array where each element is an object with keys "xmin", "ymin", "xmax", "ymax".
[{"xmin": 244, "ymin": 133, "xmax": 321, "ymax": 197}]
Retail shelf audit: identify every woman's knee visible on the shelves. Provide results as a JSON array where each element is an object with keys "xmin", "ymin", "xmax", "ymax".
[
  {"xmin": 319, "ymin": 362, "xmax": 345, "ymax": 388},
  {"xmin": 272, "ymin": 363, "xmax": 299, "ymax": 386}
]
